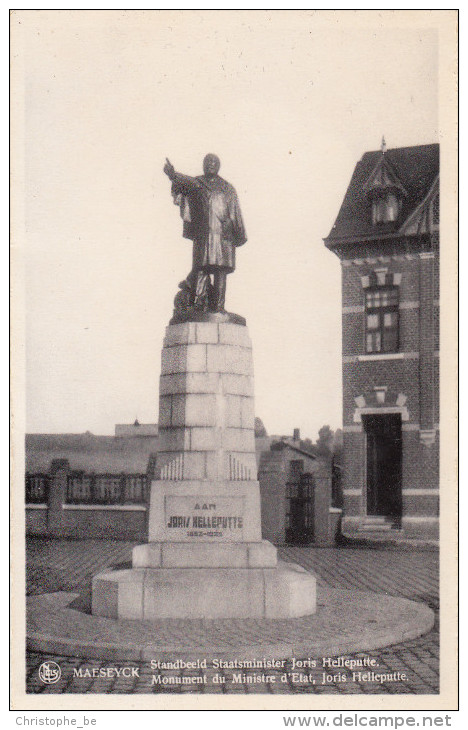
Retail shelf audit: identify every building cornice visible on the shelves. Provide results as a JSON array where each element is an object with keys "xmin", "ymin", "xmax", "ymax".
[{"xmin": 324, "ymin": 233, "xmax": 438, "ymax": 258}]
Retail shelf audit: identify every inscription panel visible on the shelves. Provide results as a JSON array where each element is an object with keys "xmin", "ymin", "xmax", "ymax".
[{"xmin": 164, "ymin": 495, "xmax": 245, "ymax": 541}]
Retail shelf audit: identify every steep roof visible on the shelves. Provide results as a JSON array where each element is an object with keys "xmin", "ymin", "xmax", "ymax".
[
  {"xmin": 25, "ymin": 433, "xmax": 159, "ymax": 473},
  {"xmin": 270, "ymin": 438, "xmax": 318, "ymax": 459},
  {"xmin": 325, "ymin": 143, "xmax": 439, "ymax": 244}
]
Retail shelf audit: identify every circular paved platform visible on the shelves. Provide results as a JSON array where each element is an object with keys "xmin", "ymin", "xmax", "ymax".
[{"xmin": 27, "ymin": 586, "xmax": 434, "ymax": 662}]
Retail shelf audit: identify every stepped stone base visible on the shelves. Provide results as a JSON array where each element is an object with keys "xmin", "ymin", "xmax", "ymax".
[
  {"xmin": 92, "ymin": 319, "xmax": 318, "ymax": 621},
  {"xmin": 342, "ymin": 515, "xmax": 439, "ymax": 541},
  {"xmin": 92, "ymin": 559, "xmax": 317, "ymax": 620},
  {"xmin": 132, "ymin": 540, "xmax": 277, "ymax": 568}
]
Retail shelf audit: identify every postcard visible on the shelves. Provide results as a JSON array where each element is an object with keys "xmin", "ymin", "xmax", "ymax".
[{"xmin": 10, "ymin": 9, "xmax": 458, "ymax": 712}]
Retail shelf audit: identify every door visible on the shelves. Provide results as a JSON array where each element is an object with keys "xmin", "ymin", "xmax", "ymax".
[
  {"xmin": 286, "ymin": 472, "xmax": 315, "ymax": 545},
  {"xmin": 363, "ymin": 414, "xmax": 402, "ymax": 521}
]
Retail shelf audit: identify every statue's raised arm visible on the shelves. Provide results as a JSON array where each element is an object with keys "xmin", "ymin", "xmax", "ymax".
[
  {"xmin": 164, "ymin": 154, "xmax": 247, "ymax": 322},
  {"xmin": 164, "ymin": 158, "xmax": 200, "ymax": 192},
  {"xmin": 163, "ymin": 158, "xmax": 175, "ymax": 180}
]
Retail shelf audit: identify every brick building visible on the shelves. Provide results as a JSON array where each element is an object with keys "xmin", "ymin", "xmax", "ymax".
[{"xmin": 324, "ymin": 141, "xmax": 439, "ymax": 540}]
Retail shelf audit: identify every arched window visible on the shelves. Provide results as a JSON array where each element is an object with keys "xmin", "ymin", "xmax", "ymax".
[
  {"xmin": 386, "ymin": 193, "xmax": 399, "ymax": 221},
  {"xmin": 372, "ymin": 192, "xmax": 401, "ymax": 225}
]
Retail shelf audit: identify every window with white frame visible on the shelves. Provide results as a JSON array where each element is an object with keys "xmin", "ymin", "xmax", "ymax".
[{"xmin": 365, "ymin": 286, "xmax": 399, "ymax": 353}]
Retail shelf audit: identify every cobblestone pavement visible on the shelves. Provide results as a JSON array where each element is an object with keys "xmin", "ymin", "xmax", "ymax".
[{"xmin": 25, "ymin": 538, "xmax": 439, "ymax": 695}]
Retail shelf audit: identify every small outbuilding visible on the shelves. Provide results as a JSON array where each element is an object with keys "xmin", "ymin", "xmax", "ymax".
[{"xmin": 258, "ymin": 431, "xmax": 341, "ymax": 546}]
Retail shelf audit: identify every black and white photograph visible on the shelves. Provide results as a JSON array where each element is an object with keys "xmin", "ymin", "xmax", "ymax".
[{"xmin": 11, "ymin": 9, "xmax": 458, "ymax": 712}]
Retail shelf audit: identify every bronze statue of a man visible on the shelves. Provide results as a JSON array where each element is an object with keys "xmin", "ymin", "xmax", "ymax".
[{"xmin": 164, "ymin": 154, "xmax": 247, "ymax": 312}]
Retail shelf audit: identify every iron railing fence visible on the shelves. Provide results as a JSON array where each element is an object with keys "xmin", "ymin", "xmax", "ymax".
[
  {"xmin": 25, "ymin": 474, "xmax": 50, "ymax": 504},
  {"xmin": 26, "ymin": 472, "xmax": 149, "ymax": 506}
]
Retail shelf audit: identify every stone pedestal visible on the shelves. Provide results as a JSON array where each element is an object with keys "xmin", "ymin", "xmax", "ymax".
[{"xmin": 92, "ymin": 318, "xmax": 316, "ymax": 619}]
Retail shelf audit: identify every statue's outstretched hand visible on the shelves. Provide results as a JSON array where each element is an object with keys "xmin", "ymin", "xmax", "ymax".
[{"xmin": 164, "ymin": 158, "xmax": 175, "ymax": 180}]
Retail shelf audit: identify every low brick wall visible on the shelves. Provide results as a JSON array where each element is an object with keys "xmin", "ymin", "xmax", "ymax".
[
  {"xmin": 28, "ymin": 455, "xmax": 340, "ymax": 545},
  {"xmin": 26, "ymin": 459, "xmax": 149, "ymax": 540},
  {"xmin": 26, "ymin": 504, "xmax": 148, "ymax": 540},
  {"xmin": 62, "ymin": 506, "xmax": 147, "ymax": 540},
  {"xmin": 26, "ymin": 505, "xmax": 48, "ymax": 535}
]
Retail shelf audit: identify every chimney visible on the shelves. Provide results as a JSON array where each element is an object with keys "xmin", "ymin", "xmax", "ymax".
[{"xmin": 293, "ymin": 428, "xmax": 300, "ymax": 443}]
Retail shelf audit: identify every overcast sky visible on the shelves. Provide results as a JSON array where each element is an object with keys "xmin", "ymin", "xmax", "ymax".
[{"xmin": 14, "ymin": 10, "xmax": 441, "ymax": 439}]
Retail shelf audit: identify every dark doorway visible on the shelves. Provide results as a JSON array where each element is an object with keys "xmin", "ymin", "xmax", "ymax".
[
  {"xmin": 286, "ymin": 463, "xmax": 315, "ymax": 545},
  {"xmin": 363, "ymin": 414, "xmax": 402, "ymax": 521}
]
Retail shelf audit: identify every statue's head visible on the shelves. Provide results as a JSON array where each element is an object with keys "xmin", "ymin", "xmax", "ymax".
[{"xmin": 203, "ymin": 154, "xmax": 220, "ymax": 178}]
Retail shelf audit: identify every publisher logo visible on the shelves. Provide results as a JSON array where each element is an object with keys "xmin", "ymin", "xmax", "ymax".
[{"xmin": 38, "ymin": 661, "xmax": 62, "ymax": 684}]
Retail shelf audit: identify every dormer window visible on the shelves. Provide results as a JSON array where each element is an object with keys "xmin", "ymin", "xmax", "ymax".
[
  {"xmin": 372, "ymin": 191, "xmax": 401, "ymax": 225},
  {"xmin": 363, "ymin": 143, "xmax": 408, "ymax": 227}
]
